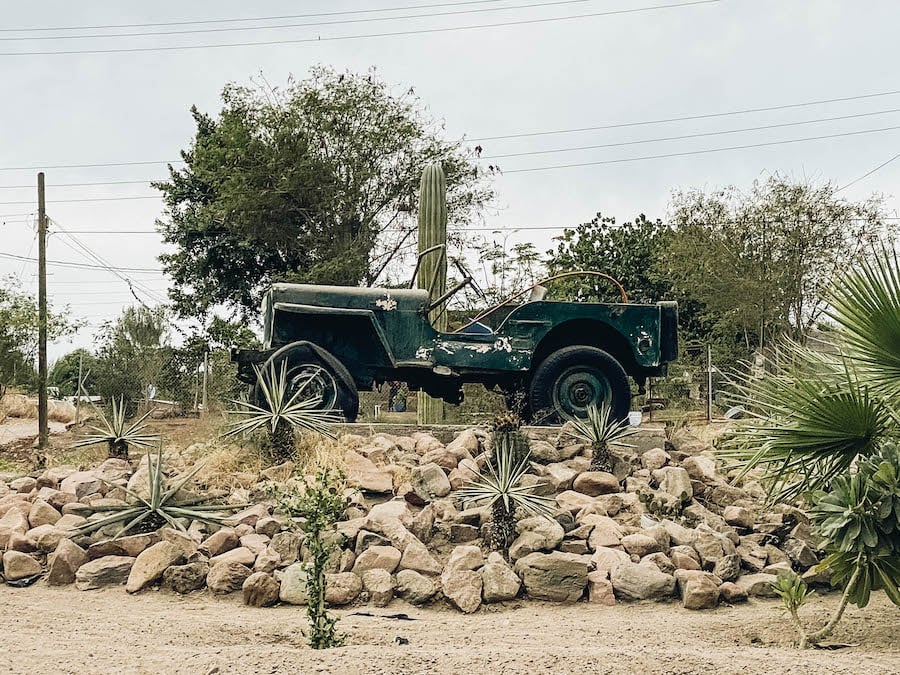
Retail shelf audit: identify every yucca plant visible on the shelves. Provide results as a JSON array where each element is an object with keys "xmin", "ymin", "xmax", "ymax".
[
  {"xmin": 70, "ymin": 444, "xmax": 243, "ymax": 538},
  {"xmin": 225, "ymin": 361, "xmax": 341, "ymax": 463},
  {"xmin": 71, "ymin": 397, "xmax": 159, "ymax": 459},
  {"xmin": 728, "ymin": 246, "xmax": 900, "ymax": 646},
  {"xmin": 566, "ymin": 402, "xmax": 637, "ymax": 472},
  {"xmin": 457, "ymin": 441, "xmax": 555, "ymax": 557}
]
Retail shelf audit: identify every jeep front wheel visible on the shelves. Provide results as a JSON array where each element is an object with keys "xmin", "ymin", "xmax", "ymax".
[
  {"xmin": 253, "ymin": 356, "xmax": 360, "ymax": 423},
  {"xmin": 528, "ymin": 346, "xmax": 630, "ymax": 424}
]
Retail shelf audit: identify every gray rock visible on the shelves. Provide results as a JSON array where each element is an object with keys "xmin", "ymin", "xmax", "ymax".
[
  {"xmin": 572, "ymin": 471, "xmax": 620, "ymax": 496},
  {"xmin": 610, "ymin": 562, "xmax": 676, "ymax": 601},
  {"xmin": 126, "ymin": 541, "xmax": 185, "ymax": 593},
  {"xmin": 410, "ymin": 463, "xmax": 451, "ymax": 502},
  {"xmin": 652, "ymin": 466, "xmax": 693, "ymax": 502},
  {"xmin": 75, "ymin": 555, "xmax": 134, "ymax": 590},
  {"xmin": 681, "ymin": 574, "xmax": 719, "ymax": 610},
  {"xmin": 782, "ymin": 538, "xmax": 818, "ymax": 569},
  {"xmin": 362, "ymin": 568, "xmax": 395, "ymax": 607},
  {"xmin": 2, "ymin": 550, "xmax": 42, "ymax": 581},
  {"xmin": 325, "ymin": 572, "xmax": 362, "ymax": 605},
  {"xmin": 242, "ymin": 571, "xmax": 280, "ymax": 607},
  {"xmin": 712, "ymin": 554, "xmax": 741, "ymax": 582},
  {"xmin": 481, "ymin": 560, "xmax": 521, "ymax": 602},
  {"xmin": 162, "ymin": 562, "xmax": 209, "ymax": 594},
  {"xmin": 395, "ymin": 569, "xmax": 438, "ymax": 604},
  {"xmin": 278, "ymin": 562, "xmax": 309, "ymax": 605},
  {"xmin": 441, "ymin": 569, "xmax": 482, "ymax": 613},
  {"xmin": 352, "ymin": 545, "xmax": 402, "ymax": 575},
  {"xmin": 514, "ymin": 551, "xmax": 590, "ymax": 602},
  {"xmin": 47, "ymin": 539, "xmax": 87, "ymax": 586},
  {"xmin": 207, "ymin": 561, "xmax": 252, "ymax": 593}
]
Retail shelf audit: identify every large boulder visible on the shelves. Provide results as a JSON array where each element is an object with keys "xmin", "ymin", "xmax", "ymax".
[
  {"xmin": 395, "ymin": 569, "xmax": 438, "ymax": 605},
  {"xmin": 47, "ymin": 539, "xmax": 87, "ymax": 585},
  {"xmin": 446, "ymin": 545, "xmax": 483, "ymax": 572},
  {"xmin": 621, "ymin": 533, "xmax": 662, "ymax": 558},
  {"xmin": 2, "ymin": 550, "xmax": 42, "ymax": 581},
  {"xmin": 509, "ymin": 517, "xmax": 565, "ymax": 561},
  {"xmin": 610, "ymin": 562, "xmax": 676, "ymax": 601},
  {"xmin": 344, "ymin": 450, "xmax": 394, "ymax": 494},
  {"xmin": 75, "ymin": 555, "xmax": 134, "ymax": 590},
  {"xmin": 587, "ymin": 570, "xmax": 617, "ymax": 605},
  {"xmin": 681, "ymin": 574, "xmax": 720, "ymax": 610},
  {"xmin": 126, "ymin": 541, "xmax": 184, "ymax": 593},
  {"xmin": 362, "ymin": 568, "xmax": 395, "ymax": 607},
  {"xmin": 162, "ymin": 562, "xmax": 209, "ymax": 594},
  {"xmin": 481, "ymin": 556, "xmax": 521, "ymax": 603},
  {"xmin": 652, "ymin": 467, "xmax": 693, "ymax": 502},
  {"xmin": 572, "ymin": 472, "xmax": 620, "ymax": 497},
  {"xmin": 410, "ymin": 463, "xmax": 452, "ymax": 502},
  {"xmin": 28, "ymin": 499, "xmax": 61, "ymax": 528},
  {"xmin": 353, "ymin": 545, "xmax": 402, "ymax": 575},
  {"xmin": 441, "ymin": 569, "xmax": 482, "ymax": 613},
  {"xmin": 399, "ymin": 540, "xmax": 442, "ymax": 576},
  {"xmin": 514, "ymin": 552, "xmax": 590, "ymax": 603},
  {"xmin": 325, "ymin": 572, "xmax": 362, "ymax": 605},
  {"xmin": 242, "ymin": 572, "xmax": 280, "ymax": 607},
  {"xmin": 278, "ymin": 563, "xmax": 309, "ymax": 605},
  {"xmin": 735, "ymin": 573, "xmax": 778, "ymax": 598},
  {"xmin": 207, "ymin": 561, "xmax": 252, "ymax": 594}
]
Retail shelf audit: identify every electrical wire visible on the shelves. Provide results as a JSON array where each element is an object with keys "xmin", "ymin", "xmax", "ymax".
[
  {"xmin": 0, "ymin": 1, "xmax": 720, "ymax": 56},
  {"xmin": 837, "ymin": 150, "xmax": 900, "ymax": 193},
  {"xmin": 0, "ymin": 1, "xmax": 604, "ymax": 41},
  {"xmin": 0, "ymin": 251, "xmax": 163, "ymax": 272},
  {"xmin": 502, "ymin": 124, "xmax": 900, "ymax": 174},
  {"xmin": 0, "ymin": 195, "xmax": 160, "ymax": 205}
]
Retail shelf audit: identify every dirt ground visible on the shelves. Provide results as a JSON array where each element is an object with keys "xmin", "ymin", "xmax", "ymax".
[{"xmin": 0, "ymin": 586, "xmax": 897, "ymax": 675}]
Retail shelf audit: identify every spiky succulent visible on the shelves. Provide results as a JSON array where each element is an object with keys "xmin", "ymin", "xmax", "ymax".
[
  {"xmin": 70, "ymin": 445, "xmax": 243, "ymax": 538},
  {"xmin": 458, "ymin": 440, "xmax": 555, "ymax": 555},
  {"xmin": 71, "ymin": 397, "xmax": 159, "ymax": 459},
  {"xmin": 224, "ymin": 360, "xmax": 341, "ymax": 462},
  {"xmin": 566, "ymin": 402, "xmax": 636, "ymax": 472}
]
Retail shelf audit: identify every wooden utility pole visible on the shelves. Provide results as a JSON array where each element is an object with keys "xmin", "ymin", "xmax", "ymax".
[
  {"xmin": 37, "ymin": 172, "xmax": 48, "ymax": 454},
  {"xmin": 201, "ymin": 350, "xmax": 209, "ymax": 414}
]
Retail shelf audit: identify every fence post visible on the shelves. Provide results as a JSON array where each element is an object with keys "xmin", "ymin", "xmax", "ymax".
[
  {"xmin": 707, "ymin": 344, "xmax": 713, "ymax": 423},
  {"xmin": 201, "ymin": 350, "xmax": 209, "ymax": 415}
]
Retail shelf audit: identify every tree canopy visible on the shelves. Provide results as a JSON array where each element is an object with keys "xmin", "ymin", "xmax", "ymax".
[{"xmin": 156, "ymin": 66, "xmax": 493, "ymax": 320}]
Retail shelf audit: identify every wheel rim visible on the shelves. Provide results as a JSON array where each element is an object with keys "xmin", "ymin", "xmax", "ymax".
[
  {"xmin": 551, "ymin": 365, "xmax": 612, "ymax": 421},
  {"xmin": 288, "ymin": 364, "xmax": 338, "ymax": 410}
]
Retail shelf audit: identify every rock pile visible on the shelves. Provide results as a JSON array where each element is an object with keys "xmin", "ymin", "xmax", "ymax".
[{"xmin": 0, "ymin": 426, "xmax": 825, "ymax": 612}]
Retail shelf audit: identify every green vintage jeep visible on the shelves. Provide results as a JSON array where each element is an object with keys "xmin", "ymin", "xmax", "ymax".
[{"xmin": 232, "ymin": 272, "xmax": 677, "ymax": 424}]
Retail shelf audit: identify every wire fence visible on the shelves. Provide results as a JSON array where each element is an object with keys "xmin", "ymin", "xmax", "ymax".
[{"xmin": 35, "ymin": 343, "xmax": 734, "ymax": 427}]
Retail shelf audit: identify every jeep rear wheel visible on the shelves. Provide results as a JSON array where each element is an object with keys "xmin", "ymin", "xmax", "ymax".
[
  {"xmin": 528, "ymin": 346, "xmax": 630, "ymax": 424},
  {"xmin": 253, "ymin": 353, "xmax": 360, "ymax": 423}
]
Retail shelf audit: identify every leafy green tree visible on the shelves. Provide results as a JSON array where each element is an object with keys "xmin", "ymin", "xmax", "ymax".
[
  {"xmin": 49, "ymin": 349, "xmax": 98, "ymax": 398},
  {"xmin": 663, "ymin": 175, "xmax": 888, "ymax": 350},
  {"xmin": 156, "ymin": 66, "xmax": 493, "ymax": 320},
  {"xmin": 0, "ymin": 277, "xmax": 80, "ymax": 388}
]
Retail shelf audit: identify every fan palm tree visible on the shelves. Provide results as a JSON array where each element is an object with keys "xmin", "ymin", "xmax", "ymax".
[{"xmin": 726, "ymin": 245, "xmax": 900, "ymax": 646}]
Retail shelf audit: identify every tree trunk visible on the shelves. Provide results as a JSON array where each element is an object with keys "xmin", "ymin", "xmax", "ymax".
[
  {"xmin": 590, "ymin": 441, "xmax": 612, "ymax": 472},
  {"xmin": 268, "ymin": 422, "xmax": 295, "ymax": 462},
  {"xmin": 108, "ymin": 439, "xmax": 129, "ymax": 460},
  {"xmin": 490, "ymin": 500, "xmax": 516, "ymax": 558}
]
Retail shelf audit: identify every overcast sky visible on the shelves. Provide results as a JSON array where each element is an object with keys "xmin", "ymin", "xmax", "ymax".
[{"xmin": 2, "ymin": 0, "xmax": 899, "ymax": 359}]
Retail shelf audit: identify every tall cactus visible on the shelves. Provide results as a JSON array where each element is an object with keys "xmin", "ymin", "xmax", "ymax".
[{"xmin": 417, "ymin": 162, "xmax": 448, "ymax": 425}]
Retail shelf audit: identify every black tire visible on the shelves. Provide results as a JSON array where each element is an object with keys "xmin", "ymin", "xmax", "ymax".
[
  {"xmin": 528, "ymin": 345, "xmax": 630, "ymax": 424},
  {"xmin": 254, "ymin": 351, "xmax": 359, "ymax": 423}
]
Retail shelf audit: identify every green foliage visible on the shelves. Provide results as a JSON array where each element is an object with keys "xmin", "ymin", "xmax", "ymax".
[
  {"xmin": 808, "ymin": 443, "xmax": 900, "ymax": 608},
  {"xmin": 49, "ymin": 349, "xmax": 97, "ymax": 398},
  {"xmin": 0, "ymin": 276, "xmax": 81, "ymax": 388},
  {"xmin": 458, "ymin": 438, "xmax": 555, "ymax": 556},
  {"xmin": 566, "ymin": 403, "xmax": 636, "ymax": 472},
  {"xmin": 272, "ymin": 469, "xmax": 348, "ymax": 649},
  {"xmin": 71, "ymin": 397, "xmax": 159, "ymax": 459},
  {"xmin": 71, "ymin": 445, "xmax": 242, "ymax": 537},
  {"xmin": 224, "ymin": 360, "xmax": 340, "ymax": 462},
  {"xmin": 156, "ymin": 66, "xmax": 492, "ymax": 320},
  {"xmin": 726, "ymin": 342, "xmax": 896, "ymax": 502},
  {"xmin": 663, "ymin": 176, "xmax": 887, "ymax": 347},
  {"xmin": 772, "ymin": 569, "xmax": 810, "ymax": 612}
]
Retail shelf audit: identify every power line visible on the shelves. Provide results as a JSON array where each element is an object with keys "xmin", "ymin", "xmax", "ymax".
[
  {"xmin": 0, "ymin": 195, "xmax": 160, "ymax": 205},
  {"xmin": 0, "ymin": 179, "xmax": 158, "ymax": 190},
  {"xmin": 483, "ymin": 107, "xmax": 900, "ymax": 159},
  {"xmin": 0, "ymin": 1, "xmax": 720, "ymax": 56},
  {"xmin": 0, "ymin": 0, "xmax": 601, "ymax": 41},
  {"xmin": 0, "ymin": 160, "xmax": 179, "ymax": 172},
  {"xmin": 837, "ymin": 150, "xmax": 900, "ymax": 193},
  {"xmin": 0, "ymin": 0, "xmax": 516, "ymax": 32},
  {"xmin": 0, "ymin": 251, "xmax": 163, "ymax": 272},
  {"xmin": 471, "ymin": 88, "xmax": 900, "ymax": 141},
  {"xmin": 502, "ymin": 124, "xmax": 900, "ymax": 174}
]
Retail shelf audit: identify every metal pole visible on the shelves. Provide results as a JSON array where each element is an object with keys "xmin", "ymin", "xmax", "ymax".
[
  {"xmin": 37, "ymin": 172, "xmax": 48, "ymax": 455},
  {"xmin": 75, "ymin": 351, "xmax": 83, "ymax": 424},
  {"xmin": 707, "ymin": 344, "xmax": 713, "ymax": 423},
  {"xmin": 201, "ymin": 350, "xmax": 209, "ymax": 414}
]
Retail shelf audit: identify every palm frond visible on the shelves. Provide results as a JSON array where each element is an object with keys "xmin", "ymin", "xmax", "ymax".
[{"xmin": 828, "ymin": 245, "xmax": 900, "ymax": 398}]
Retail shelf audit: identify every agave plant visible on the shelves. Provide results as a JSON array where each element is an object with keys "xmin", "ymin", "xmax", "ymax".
[
  {"xmin": 224, "ymin": 361, "xmax": 341, "ymax": 462},
  {"xmin": 566, "ymin": 402, "xmax": 636, "ymax": 472},
  {"xmin": 71, "ymin": 444, "xmax": 243, "ymax": 538},
  {"xmin": 457, "ymin": 440, "xmax": 556, "ymax": 557},
  {"xmin": 71, "ymin": 397, "xmax": 159, "ymax": 459},
  {"xmin": 489, "ymin": 410, "xmax": 530, "ymax": 468}
]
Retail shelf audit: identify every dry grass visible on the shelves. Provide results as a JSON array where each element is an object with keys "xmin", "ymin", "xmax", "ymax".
[
  {"xmin": 48, "ymin": 443, "xmax": 108, "ymax": 470},
  {"xmin": 294, "ymin": 433, "xmax": 347, "ymax": 475},
  {"xmin": 185, "ymin": 440, "xmax": 267, "ymax": 492}
]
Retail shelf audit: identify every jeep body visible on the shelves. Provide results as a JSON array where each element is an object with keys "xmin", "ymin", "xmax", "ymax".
[{"xmin": 232, "ymin": 282, "xmax": 678, "ymax": 424}]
